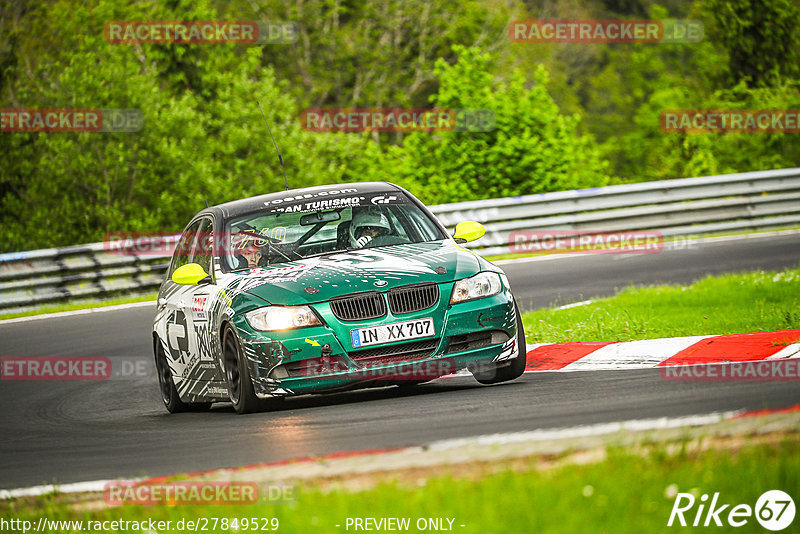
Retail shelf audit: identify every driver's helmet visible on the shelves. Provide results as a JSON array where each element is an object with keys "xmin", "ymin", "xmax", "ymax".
[{"xmin": 349, "ymin": 208, "xmax": 391, "ymax": 247}]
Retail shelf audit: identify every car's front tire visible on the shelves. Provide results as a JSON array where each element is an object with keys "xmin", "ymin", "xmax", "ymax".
[
  {"xmin": 222, "ymin": 325, "xmax": 267, "ymax": 414},
  {"xmin": 155, "ymin": 341, "xmax": 212, "ymax": 413},
  {"xmin": 472, "ymin": 299, "xmax": 528, "ymax": 385}
]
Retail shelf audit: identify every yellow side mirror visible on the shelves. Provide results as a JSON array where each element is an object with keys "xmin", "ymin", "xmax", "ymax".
[
  {"xmin": 453, "ymin": 221, "xmax": 486, "ymax": 243},
  {"xmin": 171, "ymin": 263, "xmax": 211, "ymax": 285}
]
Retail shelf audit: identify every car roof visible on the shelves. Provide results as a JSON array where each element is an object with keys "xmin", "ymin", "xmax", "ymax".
[{"xmin": 196, "ymin": 181, "xmax": 403, "ymax": 220}]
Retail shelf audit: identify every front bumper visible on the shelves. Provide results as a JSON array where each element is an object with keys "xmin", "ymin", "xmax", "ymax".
[{"xmin": 230, "ymin": 282, "xmax": 519, "ymax": 397}]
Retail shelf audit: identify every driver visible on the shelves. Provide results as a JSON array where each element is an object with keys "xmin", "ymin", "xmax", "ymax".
[
  {"xmin": 231, "ymin": 233, "xmax": 265, "ymax": 269},
  {"xmin": 237, "ymin": 243, "xmax": 263, "ymax": 269},
  {"xmin": 349, "ymin": 208, "xmax": 392, "ymax": 248}
]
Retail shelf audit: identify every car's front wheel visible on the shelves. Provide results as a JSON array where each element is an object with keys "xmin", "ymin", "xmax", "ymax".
[
  {"xmin": 472, "ymin": 299, "xmax": 528, "ymax": 385},
  {"xmin": 222, "ymin": 325, "xmax": 268, "ymax": 414},
  {"xmin": 155, "ymin": 341, "xmax": 212, "ymax": 413}
]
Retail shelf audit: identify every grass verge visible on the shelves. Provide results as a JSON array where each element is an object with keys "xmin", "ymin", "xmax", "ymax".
[
  {"xmin": 521, "ymin": 265, "xmax": 800, "ymax": 343},
  {"xmin": 1, "ymin": 435, "xmax": 797, "ymax": 533}
]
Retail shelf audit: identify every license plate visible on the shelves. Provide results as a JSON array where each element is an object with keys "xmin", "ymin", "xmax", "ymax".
[{"xmin": 350, "ymin": 317, "xmax": 435, "ymax": 348}]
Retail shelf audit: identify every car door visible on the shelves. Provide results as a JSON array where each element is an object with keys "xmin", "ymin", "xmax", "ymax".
[
  {"xmin": 160, "ymin": 217, "xmax": 215, "ymax": 392},
  {"xmin": 180, "ymin": 217, "xmax": 219, "ymax": 382}
]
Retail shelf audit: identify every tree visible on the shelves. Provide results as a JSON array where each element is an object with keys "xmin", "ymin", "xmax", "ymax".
[
  {"xmin": 381, "ymin": 46, "xmax": 610, "ymax": 205},
  {"xmin": 229, "ymin": 0, "xmax": 511, "ymax": 110},
  {"xmin": 702, "ymin": 0, "xmax": 800, "ymax": 87},
  {"xmin": 0, "ymin": 0, "xmax": 381, "ymax": 251}
]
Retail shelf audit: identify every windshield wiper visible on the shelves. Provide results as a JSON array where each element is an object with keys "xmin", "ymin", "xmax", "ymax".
[{"xmin": 265, "ymin": 238, "xmax": 293, "ymax": 266}]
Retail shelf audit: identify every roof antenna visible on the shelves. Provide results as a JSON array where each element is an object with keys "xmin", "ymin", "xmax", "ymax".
[{"xmin": 256, "ymin": 97, "xmax": 289, "ymax": 191}]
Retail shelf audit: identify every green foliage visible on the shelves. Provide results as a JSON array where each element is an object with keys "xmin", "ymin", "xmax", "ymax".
[
  {"xmin": 0, "ymin": 0, "xmax": 379, "ymax": 250},
  {"xmin": 576, "ymin": 1, "xmax": 800, "ymax": 181},
  {"xmin": 654, "ymin": 81, "xmax": 800, "ymax": 178},
  {"xmin": 1, "ymin": 0, "xmax": 799, "ymax": 251},
  {"xmin": 599, "ymin": 62, "xmax": 800, "ymax": 180},
  {"xmin": 382, "ymin": 46, "xmax": 610, "ymax": 204},
  {"xmin": 229, "ymin": 0, "xmax": 512, "ymax": 109},
  {"xmin": 701, "ymin": 0, "xmax": 800, "ymax": 87}
]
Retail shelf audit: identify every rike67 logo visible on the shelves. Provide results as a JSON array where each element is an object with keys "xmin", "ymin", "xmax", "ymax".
[{"xmin": 668, "ymin": 490, "xmax": 795, "ymax": 530}]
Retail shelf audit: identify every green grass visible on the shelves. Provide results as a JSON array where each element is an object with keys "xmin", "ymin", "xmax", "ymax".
[
  {"xmin": 1, "ymin": 439, "xmax": 797, "ymax": 533},
  {"xmin": 521, "ymin": 265, "xmax": 800, "ymax": 343},
  {"xmin": 0, "ymin": 292, "xmax": 157, "ymax": 321}
]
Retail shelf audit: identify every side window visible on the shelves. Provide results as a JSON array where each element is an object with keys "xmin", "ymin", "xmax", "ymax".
[
  {"xmin": 191, "ymin": 218, "xmax": 214, "ymax": 276},
  {"xmin": 169, "ymin": 219, "xmax": 202, "ymax": 277}
]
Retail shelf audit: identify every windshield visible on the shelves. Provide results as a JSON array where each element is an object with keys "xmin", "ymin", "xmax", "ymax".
[{"xmin": 222, "ymin": 191, "xmax": 445, "ymax": 271}]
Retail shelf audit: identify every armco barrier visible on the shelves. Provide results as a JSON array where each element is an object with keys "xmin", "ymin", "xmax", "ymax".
[
  {"xmin": 428, "ymin": 167, "xmax": 800, "ymax": 256},
  {"xmin": 1, "ymin": 168, "xmax": 799, "ymax": 312},
  {"xmin": 0, "ymin": 237, "xmax": 178, "ymax": 312}
]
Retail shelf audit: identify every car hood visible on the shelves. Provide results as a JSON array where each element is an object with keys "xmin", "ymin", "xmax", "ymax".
[{"xmin": 223, "ymin": 240, "xmax": 482, "ymax": 305}]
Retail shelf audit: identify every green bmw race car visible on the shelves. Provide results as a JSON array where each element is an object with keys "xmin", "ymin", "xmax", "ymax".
[{"xmin": 153, "ymin": 182, "xmax": 526, "ymax": 414}]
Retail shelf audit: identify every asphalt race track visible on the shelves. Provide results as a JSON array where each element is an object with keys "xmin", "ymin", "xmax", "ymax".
[{"xmin": 1, "ymin": 232, "xmax": 799, "ymax": 489}]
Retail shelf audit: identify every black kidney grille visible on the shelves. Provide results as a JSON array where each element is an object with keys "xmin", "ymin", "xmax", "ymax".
[
  {"xmin": 388, "ymin": 283, "xmax": 439, "ymax": 314},
  {"xmin": 330, "ymin": 292, "xmax": 386, "ymax": 321}
]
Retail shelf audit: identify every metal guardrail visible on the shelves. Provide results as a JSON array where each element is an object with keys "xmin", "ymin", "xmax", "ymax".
[
  {"xmin": 0, "ymin": 237, "xmax": 178, "ymax": 312},
  {"xmin": 429, "ymin": 167, "xmax": 800, "ymax": 256},
  {"xmin": 1, "ymin": 168, "xmax": 799, "ymax": 313}
]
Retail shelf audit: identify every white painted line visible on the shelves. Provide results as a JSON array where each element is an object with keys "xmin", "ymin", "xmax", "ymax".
[
  {"xmin": 427, "ymin": 411, "xmax": 740, "ymax": 450},
  {"xmin": 493, "ymin": 252, "xmax": 585, "ymax": 265},
  {"xmin": 690, "ymin": 228, "xmax": 800, "ymax": 246},
  {"xmin": 556, "ymin": 299, "xmax": 593, "ymax": 310},
  {"xmin": 767, "ymin": 343, "xmax": 800, "ymax": 360},
  {"xmin": 560, "ymin": 335, "xmax": 711, "ymax": 371},
  {"xmin": 0, "ymin": 479, "xmax": 132, "ymax": 499},
  {"xmin": 0, "ymin": 301, "xmax": 156, "ymax": 326}
]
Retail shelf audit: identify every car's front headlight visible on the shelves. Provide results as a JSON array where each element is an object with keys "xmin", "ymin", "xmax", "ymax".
[
  {"xmin": 245, "ymin": 306, "xmax": 322, "ymax": 331},
  {"xmin": 450, "ymin": 272, "xmax": 502, "ymax": 303}
]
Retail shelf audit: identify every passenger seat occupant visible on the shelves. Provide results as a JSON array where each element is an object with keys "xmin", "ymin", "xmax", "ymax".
[{"xmin": 348, "ymin": 209, "xmax": 391, "ymax": 248}]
